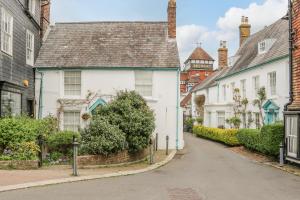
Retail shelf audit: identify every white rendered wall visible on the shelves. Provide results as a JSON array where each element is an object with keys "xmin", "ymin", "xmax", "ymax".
[
  {"xmin": 35, "ymin": 69, "xmax": 184, "ymax": 150},
  {"xmin": 192, "ymin": 58, "xmax": 289, "ymax": 128}
]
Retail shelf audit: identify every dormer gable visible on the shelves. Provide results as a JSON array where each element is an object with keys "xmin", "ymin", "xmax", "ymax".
[{"xmin": 258, "ymin": 38, "xmax": 276, "ymax": 55}]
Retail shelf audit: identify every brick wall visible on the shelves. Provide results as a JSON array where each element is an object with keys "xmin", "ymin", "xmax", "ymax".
[
  {"xmin": 77, "ymin": 149, "xmax": 148, "ymax": 167},
  {"xmin": 41, "ymin": 0, "xmax": 51, "ymax": 39},
  {"xmin": 289, "ymin": 0, "xmax": 300, "ymax": 110},
  {"xmin": 218, "ymin": 41, "xmax": 228, "ymax": 69}
]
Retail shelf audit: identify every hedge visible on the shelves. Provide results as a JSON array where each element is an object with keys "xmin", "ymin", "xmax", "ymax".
[
  {"xmin": 193, "ymin": 126, "xmax": 240, "ymax": 146},
  {"xmin": 237, "ymin": 123, "xmax": 284, "ymax": 157}
]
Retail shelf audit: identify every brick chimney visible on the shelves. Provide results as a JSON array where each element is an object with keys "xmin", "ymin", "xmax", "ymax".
[
  {"xmin": 218, "ymin": 41, "xmax": 228, "ymax": 69},
  {"xmin": 40, "ymin": 0, "xmax": 51, "ymax": 39},
  {"xmin": 239, "ymin": 16, "xmax": 251, "ymax": 46},
  {"xmin": 168, "ymin": 0, "xmax": 176, "ymax": 39}
]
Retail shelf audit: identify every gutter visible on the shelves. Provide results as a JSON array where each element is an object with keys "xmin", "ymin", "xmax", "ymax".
[
  {"xmin": 284, "ymin": 0, "xmax": 294, "ymax": 111},
  {"xmin": 176, "ymin": 68, "xmax": 180, "ymax": 150},
  {"xmin": 35, "ymin": 69, "xmax": 44, "ymax": 119},
  {"xmin": 34, "ymin": 66, "xmax": 179, "ymax": 71},
  {"xmin": 216, "ymin": 54, "xmax": 289, "ymax": 81}
]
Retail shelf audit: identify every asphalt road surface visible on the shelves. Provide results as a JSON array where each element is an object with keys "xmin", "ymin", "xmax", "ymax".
[{"xmin": 1, "ymin": 133, "xmax": 300, "ymax": 200}]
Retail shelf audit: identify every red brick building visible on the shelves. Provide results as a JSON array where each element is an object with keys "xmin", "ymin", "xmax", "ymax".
[
  {"xmin": 180, "ymin": 47, "xmax": 214, "ymax": 93},
  {"xmin": 284, "ymin": 0, "xmax": 300, "ymax": 163}
]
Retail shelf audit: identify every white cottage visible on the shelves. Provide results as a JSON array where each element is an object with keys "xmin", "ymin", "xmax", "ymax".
[
  {"xmin": 192, "ymin": 18, "xmax": 289, "ymax": 129},
  {"xmin": 34, "ymin": 0, "xmax": 184, "ymax": 150}
]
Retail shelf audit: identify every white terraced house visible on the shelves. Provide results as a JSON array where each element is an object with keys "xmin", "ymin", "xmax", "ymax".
[
  {"xmin": 34, "ymin": 0, "xmax": 184, "ymax": 150},
  {"xmin": 191, "ymin": 18, "xmax": 289, "ymax": 129}
]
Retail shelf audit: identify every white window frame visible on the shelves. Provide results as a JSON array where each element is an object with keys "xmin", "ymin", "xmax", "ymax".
[
  {"xmin": 217, "ymin": 111, "xmax": 225, "ymax": 128},
  {"xmin": 231, "ymin": 82, "xmax": 235, "ymax": 100},
  {"xmin": 63, "ymin": 111, "xmax": 81, "ymax": 132},
  {"xmin": 1, "ymin": 7, "xmax": 13, "ymax": 56},
  {"xmin": 268, "ymin": 71, "xmax": 276, "ymax": 96},
  {"xmin": 135, "ymin": 71, "xmax": 153, "ymax": 97},
  {"xmin": 28, "ymin": 0, "xmax": 36, "ymax": 15},
  {"xmin": 240, "ymin": 79, "xmax": 246, "ymax": 99},
  {"xmin": 253, "ymin": 76, "xmax": 260, "ymax": 98},
  {"xmin": 64, "ymin": 71, "xmax": 82, "ymax": 97},
  {"xmin": 258, "ymin": 41, "xmax": 266, "ymax": 54},
  {"xmin": 222, "ymin": 84, "xmax": 226, "ymax": 101},
  {"xmin": 26, "ymin": 30, "xmax": 34, "ymax": 66},
  {"xmin": 286, "ymin": 115, "xmax": 298, "ymax": 158}
]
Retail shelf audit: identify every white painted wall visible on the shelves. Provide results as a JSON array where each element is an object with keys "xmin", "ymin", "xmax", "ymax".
[
  {"xmin": 35, "ymin": 69, "xmax": 184, "ymax": 150},
  {"xmin": 192, "ymin": 57, "xmax": 289, "ymax": 128}
]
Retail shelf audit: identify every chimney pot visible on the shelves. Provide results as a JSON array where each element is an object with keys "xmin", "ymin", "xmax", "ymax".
[
  {"xmin": 218, "ymin": 40, "xmax": 228, "ymax": 69},
  {"xmin": 239, "ymin": 16, "xmax": 251, "ymax": 47}
]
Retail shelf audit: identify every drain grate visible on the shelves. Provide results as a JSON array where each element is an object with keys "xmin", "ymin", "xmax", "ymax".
[{"xmin": 168, "ymin": 188, "xmax": 202, "ymax": 200}]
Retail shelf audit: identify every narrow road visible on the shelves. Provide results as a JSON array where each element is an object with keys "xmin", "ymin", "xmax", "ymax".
[{"xmin": 1, "ymin": 133, "xmax": 300, "ymax": 200}]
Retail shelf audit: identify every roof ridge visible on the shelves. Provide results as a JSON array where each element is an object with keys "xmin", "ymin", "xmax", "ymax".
[{"xmin": 55, "ymin": 21, "xmax": 168, "ymax": 25}]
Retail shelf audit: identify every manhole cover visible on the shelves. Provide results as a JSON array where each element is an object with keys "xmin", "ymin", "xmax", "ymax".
[{"xmin": 168, "ymin": 188, "xmax": 202, "ymax": 200}]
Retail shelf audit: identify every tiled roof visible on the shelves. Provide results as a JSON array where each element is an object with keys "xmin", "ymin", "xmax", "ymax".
[
  {"xmin": 180, "ymin": 93, "xmax": 192, "ymax": 107},
  {"xmin": 192, "ymin": 68, "xmax": 229, "ymax": 92},
  {"xmin": 35, "ymin": 22, "xmax": 180, "ymax": 68},
  {"xmin": 185, "ymin": 47, "xmax": 214, "ymax": 63},
  {"xmin": 219, "ymin": 19, "xmax": 288, "ymax": 79}
]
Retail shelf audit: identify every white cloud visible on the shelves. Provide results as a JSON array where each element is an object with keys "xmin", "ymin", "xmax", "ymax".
[{"xmin": 177, "ymin": 0, "xmax": 288, "ymax": 67}]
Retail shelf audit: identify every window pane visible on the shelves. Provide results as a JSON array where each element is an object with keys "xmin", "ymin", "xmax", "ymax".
[
  {"xmin": 135, "ymin": 71, "xmax": 153, "ymax": 97},
  {"xmin": 64, "ymin": 71, "xmax": 81, "ymax": 96},
  {"xmin": 1, "ymin": 91, "xmax": 21, "ymax": 117},
  {"xmin": 63, "ymin": 111, "xmax": 80, "ymax": 132}
]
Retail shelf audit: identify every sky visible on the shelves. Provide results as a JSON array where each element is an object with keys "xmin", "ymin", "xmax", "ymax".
[{"xmin": 51, "ymin": 0, "xmax": 288, "ymax": 68}]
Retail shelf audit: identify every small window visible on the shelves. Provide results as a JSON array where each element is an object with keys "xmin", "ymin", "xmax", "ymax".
[
  {"xmin": 135, "ymin": 71, "xmax": 153, "ymax": 97},
  {"xmin": 63, "ymin": 111, "xmax": 80, "ymax": 132},
  {"xmin": 240, "ymin": 79, "xmax": 246, "ymax": 98},
  {"xmin": 217, "ymin": 111, "xmax": 225, "ymax": 128},
  {"xmin": 259, "ymin": 41, "xmax": 266, "ymax": 53},
  {"xmin": 255, "ymin": 113, "xmax": 261, "ymax": 129},
  {"xmin": 1, "ymin": 8, "xmax": 13, "ymax": 55},
  {"xmin": 28, "ymin": 0, "xmax": 36, "ymax": 15},
  {"xmin": 1, "ymin": 91, "xmax": 21, "ymax": 117},
  {"xmin": 64, "ymin": 71, "xmax": 81, "ymax": 96},
  {"xmin": 253, "ymin": 76, "xmax": 260, "ymax": 97},
  {"xmin": 26, "ymin": 30, "xmax": 34, "ymax": 66},
  {"xmin": 222, "ymin": 84, "xmax": 226, "ymax": 101},
  {"xmin": 268, "ymin": 72, "xmax": 276, "ymax": 96}
]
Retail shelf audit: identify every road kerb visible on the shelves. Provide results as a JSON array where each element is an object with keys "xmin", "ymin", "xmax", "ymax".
[{"xmin": 0, "ymin": 150, "xmax": 176, "ymax": 193}]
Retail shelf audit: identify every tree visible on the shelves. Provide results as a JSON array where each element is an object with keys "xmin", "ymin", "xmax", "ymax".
[
  {"xmin": 253, "ymin": 87, "xmax": 267, "ymax": 127},
  {"xmin": 194, "ymin": 95, "xmax": 205, "ymax": 118}
]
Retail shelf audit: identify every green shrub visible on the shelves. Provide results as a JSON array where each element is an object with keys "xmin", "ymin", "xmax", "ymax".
[
  {"xmin": 260, "ymin": 123, "xmax": 284, "ymax": 156},
  {"xmin": 80, "ymin": 116, "xmax": 127, "ymax": 156},
  {"xmin": 47, "ymin": 131, "xmax": 81, "ymax": 155},
  {"xmin": 237, "ymin": 123, "xmax": 284, "ymax": 157},
  {"xmin": 95, "ymin": 91, "xmax": 155, "ymax": 153},
  {"xmin": 193, "ymin": 126, "xmax": 239, "ymax": 146},
  {"xmin": 236, "ymin": 129, "xmax": 261, "ymax": 151},
  {"xmin": 0, "ymin": 117, "xmax": 40, "ymax": 151},
  {"xmin": 196, "ymin": 117, "xmax": 203, "ymax": 125},
  {"xmin": 184, "ymin": 118, "xmax": 195, "ymax": 133}
]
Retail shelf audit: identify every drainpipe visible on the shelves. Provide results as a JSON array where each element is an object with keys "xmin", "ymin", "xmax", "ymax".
[
  {"xmin": 36, "ymin": 70, "xmax": 44, "ymax": 119},
  {"xmin": 176, "ymin": 68, "xmax": 180, "ymax": 150},
  {"xmin": 284, "ymin": 0, "xmax": 294, "ymax": 111}
]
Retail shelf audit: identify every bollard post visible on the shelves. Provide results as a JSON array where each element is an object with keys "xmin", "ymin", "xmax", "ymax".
[
  {"xmin": 38, "ymin": 135, "xmax": 43, "ymax": 167},
  {"xmin": 73, "ymin": 138, "xmax": 79, "ymax": 176},
  {"xmin": 166, "ymin": 135, "xmax": 169, "ymax": 155},
  {"xmin": 279, "ymin": 142, "xmax": 284, "ymax": 167},
  {"xmin": 155, "ymin": 133, "xmax": 158, "ymax": 151},
  {"xmin": 149, "ymin": 138, "xmax": 154, "ymax": 165}
]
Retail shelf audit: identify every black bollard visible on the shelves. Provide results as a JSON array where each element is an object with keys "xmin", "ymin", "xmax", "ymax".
[{"xmin": 166, "ymin": 135, "xmax": 169, "ymax": 155}]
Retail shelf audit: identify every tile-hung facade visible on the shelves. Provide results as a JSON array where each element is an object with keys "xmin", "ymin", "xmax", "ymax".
[
  {"xmin": 34, "ymin": 0, "xmax": 184, "ymax": 150},
  {"xmin": 0, "ymin": 0, "xmax": 42, "ymax": 117},
  {"xmin": 192, "ymin": 18, "xmax": 289, "ymax": 129}
]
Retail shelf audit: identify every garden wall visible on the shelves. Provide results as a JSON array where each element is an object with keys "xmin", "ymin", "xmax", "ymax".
[
  {"xmin": 78, "ymin": 149, "xmax": 148, "ymax": 167},
  {"xmin": 0, "ymin": 160, "xmax": 39, "ymax": 170}
]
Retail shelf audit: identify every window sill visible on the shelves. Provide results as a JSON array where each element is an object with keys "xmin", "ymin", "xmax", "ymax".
[
  {"xmin": 143, "ymin": 96, "xmax": 159, "ymax": 102},
  {"xmin": 1, "ymin": 50, "xmax": 13, "ymax": 57}
]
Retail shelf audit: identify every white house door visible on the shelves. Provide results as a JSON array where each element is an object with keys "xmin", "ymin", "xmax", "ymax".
[{"xmin": 286, "ymin": 115, "xmax": 298, "ymax": 158}]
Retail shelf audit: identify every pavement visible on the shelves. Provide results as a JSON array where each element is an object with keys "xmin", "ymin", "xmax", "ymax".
[{"xmin": 1, "ymin": 133, "xmax": 300, "ymax": 200}]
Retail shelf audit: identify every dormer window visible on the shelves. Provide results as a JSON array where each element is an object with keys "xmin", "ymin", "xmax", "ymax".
[{"xmin": 258, "ymin": 39, "xmax": 276, "ymax": 54}]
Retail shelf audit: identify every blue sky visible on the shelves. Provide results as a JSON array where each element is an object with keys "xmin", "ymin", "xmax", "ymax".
[{"xmin": 51, "ymin": 0, "xmax": 287, "ymax": 67}]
